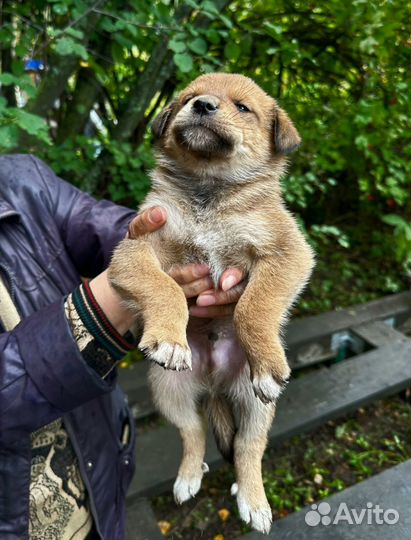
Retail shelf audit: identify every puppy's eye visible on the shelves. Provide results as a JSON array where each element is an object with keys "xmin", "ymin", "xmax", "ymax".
[{"xmin": 236, "ymin": 102, "xmax": 250, "ymax": 113}]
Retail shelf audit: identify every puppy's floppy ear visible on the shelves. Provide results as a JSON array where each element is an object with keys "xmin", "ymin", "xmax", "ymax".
[
  {"xmin": 274, "ymin": 107, "xmax": 301, "ymax": 155},
  {"xmin": 151, "ymin": 101, "xmax": 176, "ymax": 139}
]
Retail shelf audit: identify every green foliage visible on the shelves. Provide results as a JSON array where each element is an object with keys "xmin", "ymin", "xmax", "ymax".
[{"xmin": 0, "ymin": 0, "xmax": 410, "ymax": 307}]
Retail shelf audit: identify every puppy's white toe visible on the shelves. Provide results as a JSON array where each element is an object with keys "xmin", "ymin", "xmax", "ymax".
[
  {"xmin": 230, "ymin": 482, "xmax": 238, "ymax": 496},
  {"xmin": 173, "ymin": 475, "xmax": 202, "ymax": 504},
  {"xmin": 142, "ymin": 341, "xmax": 192, "ymax": 371},
  {"xmin": 252, "ymin": 374, "xmax": 284, "ymax": 404},
  {"xmin": 201, "ymin": 462, "xmax": 209, "ymax": 473},
  {"xmin": 237, "ymin": 491, "xmax": 272, "ymax": 534}
]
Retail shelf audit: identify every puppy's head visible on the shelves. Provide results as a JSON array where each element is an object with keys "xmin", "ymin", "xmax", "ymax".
[{"xmin": 152, "ymin": 73, "xmax": 300, "ymax": 181}]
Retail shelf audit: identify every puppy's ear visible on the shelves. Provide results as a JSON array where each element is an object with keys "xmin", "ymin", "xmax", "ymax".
[
  {"xmin": 151, "ymin": 101, "xmax": 176, "ymax": 139},
  {"xmin": 274, "ymin": 107, "xmax": 301, "ymax": 155}
]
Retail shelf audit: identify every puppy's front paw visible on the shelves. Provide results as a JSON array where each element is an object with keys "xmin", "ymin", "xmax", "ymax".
[
  {"xmin": 252, "ymin": 343, "xmax": 290, "ymax": 403},
  {"xmin": 235, "ymin": 489, "xmax": 272, "ymax": 534},
  {"xmin": 140, "ymin": 337, "xmax": 192, "ymax": 371}
]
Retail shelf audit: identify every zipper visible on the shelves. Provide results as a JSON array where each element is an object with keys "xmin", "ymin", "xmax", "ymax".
[{"xmin": 64, "ymin": 415, "xmax": 104, "ymax": 540}]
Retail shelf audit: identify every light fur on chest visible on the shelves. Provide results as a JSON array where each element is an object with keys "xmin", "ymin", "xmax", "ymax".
[{"xmin": 140, "ymin": 191, "xmax": 273, "ymax": 285}]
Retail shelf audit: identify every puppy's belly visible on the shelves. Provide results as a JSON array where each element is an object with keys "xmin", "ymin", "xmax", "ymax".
[{"xmin": 189, "ymin": 320, "xmax": 247, "ymax": 385}]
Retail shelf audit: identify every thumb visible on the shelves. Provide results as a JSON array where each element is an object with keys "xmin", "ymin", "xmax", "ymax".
[{"xmin": 128, "ymin": 207, "xmax": 167, "ymax": 238}]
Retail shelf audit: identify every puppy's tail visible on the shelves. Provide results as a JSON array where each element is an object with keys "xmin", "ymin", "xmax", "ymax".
[{"xmin": 206, "ymin": 394, "xmax": 236, "ymax": 463}]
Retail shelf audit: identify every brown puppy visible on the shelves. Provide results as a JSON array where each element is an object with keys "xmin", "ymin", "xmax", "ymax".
[{"xmin": 108, "ymin": 73, "xmax": 315, "ymax": 533}]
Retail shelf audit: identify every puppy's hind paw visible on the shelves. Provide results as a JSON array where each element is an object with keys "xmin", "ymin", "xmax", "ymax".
[
  {"xmin": 173, "ymin": 475, "xmax": 202, "ymax": 504},
  {"xmin": 252, "ymin": 374, "xmax": 286, "ymax": 404},
  {"xmin": 237, "ymin": 491, "xmax": 272, "ymax": 534},
  {"xmin": 140, "ymin": 340, "xmax": 192, "ymax": 371}
]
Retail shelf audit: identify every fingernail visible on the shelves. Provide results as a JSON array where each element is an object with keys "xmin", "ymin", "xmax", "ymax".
[
  {"xmin": 197, "ymin": 295, "xmax": 216, "ymax": 307},
  {"xmin": 221, "ymin": 275, "xmax": 237, "ymax": 291},
  {"xmin": 148, "ymin": 208, "xmax": 164, "ymax": 224}
]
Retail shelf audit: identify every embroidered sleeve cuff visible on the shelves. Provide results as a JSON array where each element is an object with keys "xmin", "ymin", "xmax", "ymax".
[{"xmin": 71, "ymin": 281, "xmax": 135, "ymax": 362}]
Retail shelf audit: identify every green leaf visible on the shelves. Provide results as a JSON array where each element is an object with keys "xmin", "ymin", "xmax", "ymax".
[
  {"xmin": 206, "ymin": 28, "xmax": 221, "ymax": 44},
  {"xmin": 173, "ymin": 52, "xmax": 194, "ymax": 72},
  {"xmin": 185, "ymin": 0, "xmax": 200, "ymax": 8},
  {"xmin": 0, "ymin": 73, "xmax": 15, "ymax": 85},
  {"xmin": 263, "ymin": 22, "xmax": 283, "ymax": 39},
  {"xmin": 382, "ymin": 214, "xmax": 407, "ymax": 227},
  {"xmin": 64, "ymin": 28, "xmax": 84, "ymax": 40},
  {"xmin": 53, "ymin": 37, "xmax": 88, "ymax": 60},
  {"xmin": 218, "ymin": 14, "xmax": 233, "ymax": 28},
  {"xmin": 12, "ymin": 109, "xmax": 52, "ymax": 144},
  {"xmin": 188, "ymin": 37, "xmax": 208, "ymax": 55},
  {"xmin": 224, "ymin": 41, "xmax": 241, "ymax": 61},
  {"xmin": 202, "ymin": 1, "xmax": 219, "ymax": 15},
  {"xmin": 169, "ymin": 39, "xmax": 186, "ymax": 53},
  {"xmin": 52, "ymin": 3, "xmax": 68, "ymax": 15},
  {"xmin": 0, "ymin": 125, "xmax": 18, "ymax": 150}
]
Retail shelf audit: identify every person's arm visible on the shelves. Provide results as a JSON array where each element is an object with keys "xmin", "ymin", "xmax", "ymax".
[{"xmin": 30, "ymin": 155, "xmax": 136, "ymax": 277}]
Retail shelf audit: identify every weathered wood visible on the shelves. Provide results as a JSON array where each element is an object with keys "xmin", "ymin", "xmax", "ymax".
[
  {"xmin": 125, "ymin": 497, "xmax": 162, "ymax": 540},
  {"xmin": 286, "ymin": 291, "xmax": 409, "ymax": 350},
  {"xmin": 351, "ymin": 319, "xmax": 408, "ymax": 347},
  {"xmin": 240, "ymin": 460, "xmax": 411, "ymax": 540},
  {"xmin": 126, "ymin": 338, "xmax": 411, "ymax": 500}
]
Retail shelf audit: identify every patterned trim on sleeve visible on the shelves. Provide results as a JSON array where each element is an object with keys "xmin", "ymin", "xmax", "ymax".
[{"xmin": 65, "ymin": 283, "xmax": 135, "ymax": 378}]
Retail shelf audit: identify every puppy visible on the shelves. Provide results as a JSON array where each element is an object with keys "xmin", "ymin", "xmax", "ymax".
[{"xmin": 108, "ymin": 73, "xmax": 315, "ymax": 534}]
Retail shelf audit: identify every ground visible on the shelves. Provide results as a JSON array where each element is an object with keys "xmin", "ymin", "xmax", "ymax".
[{"xmin": 152, "ymin": 395, "xmax": 411, "ymax": 539}]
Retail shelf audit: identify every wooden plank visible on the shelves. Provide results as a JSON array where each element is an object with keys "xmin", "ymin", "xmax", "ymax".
[
  {"xmin": 240, "ymin": 460, "xmax": 411, "ymax": 540},
  {"xmin": 127, "ymin": 338, "xmax": 411, "ymax": 500},
  {"xmin": 286, "ymin": 291, "xmax": 409, "ymax": 347},
  {"xmin": 119, "ymin": 292, "xmax": 411, "ymax": 419},
  {"xmin": 351, "ymin": 319, "xmax": 408, "ymax": 347},
  {"xmin": 125, "ymin": 497, "xmax": 162, "ymax": 540}
]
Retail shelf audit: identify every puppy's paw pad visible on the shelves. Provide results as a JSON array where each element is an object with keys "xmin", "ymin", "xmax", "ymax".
[
  {"xmin": 142, "ymin": 341, "xmax": 192, "ymax": 371},
  {"xmin": 252, "ymin": 374, "xmax": 285, "ymax": 404},
  {"xmin": 237, "ymin": 492, "xmax": 272, "ymax": 534},
  {"xmin": 230, "ymin": 482, "xmax": 238, "ymax": 496},
  {"xmin": 173, "ymin": 475, "xmax": 202, "ymax": 504}
]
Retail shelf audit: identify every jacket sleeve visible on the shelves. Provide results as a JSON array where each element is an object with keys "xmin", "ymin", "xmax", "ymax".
[
  {"xmin": 30, "ymin": 155, "xmax": 137, "ymax": 277},
  {"xmin": 0, "ymin": 297, "xmax": 119, "ymax": 444}
]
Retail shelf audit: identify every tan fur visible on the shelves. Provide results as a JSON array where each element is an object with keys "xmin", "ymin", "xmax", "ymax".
[{"xmin": 108, "ymin": 73, "xmax": 315, "ymax": 534}]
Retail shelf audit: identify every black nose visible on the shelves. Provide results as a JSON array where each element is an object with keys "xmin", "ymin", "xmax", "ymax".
[{"xmin": 192, "ymin": 98, "xmax": 218, "ymax": 115}]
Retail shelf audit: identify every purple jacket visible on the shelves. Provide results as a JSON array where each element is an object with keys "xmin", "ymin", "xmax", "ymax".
[{"xmin": 0, "ymin": 155, "xmax": 137, "ymax": 540}]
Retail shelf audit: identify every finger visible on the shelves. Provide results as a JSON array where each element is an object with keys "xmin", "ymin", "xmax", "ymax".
[
  {"xmin": 180, "ymin": 277, "xmax": 214, "ymax": 299},
  {"xmin": 196, "ymin": 282, "xmax": 246, "ymax": 307},
  {"xmin": 189, "ymin": 304, "xmax": 235, "ymax": 318},
  {"xmin": 220, "ymin": 268, "xmax": 245, "ymax": 292},
  {"xmin": 169, "ymin": 263, "xmax": 210, "ymax": 285},
  {"xmin": 128, "ymin": 207, "xmax": 167, "ymax": 238}
]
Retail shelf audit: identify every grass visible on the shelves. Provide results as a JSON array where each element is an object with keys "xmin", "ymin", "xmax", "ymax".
[{"xmin": 152, "ymin": 396, "xmax": 411, "ymax": 539}]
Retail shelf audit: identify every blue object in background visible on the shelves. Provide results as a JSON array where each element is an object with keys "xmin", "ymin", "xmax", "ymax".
[{"xmin": 25, "ymin": 59, "xmax": 45, "ymax": 71}]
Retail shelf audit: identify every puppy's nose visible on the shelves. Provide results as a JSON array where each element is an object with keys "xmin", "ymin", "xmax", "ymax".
[{"xmin": 192, "ymin": 98, "xmax": 218, "ymax": 115}]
